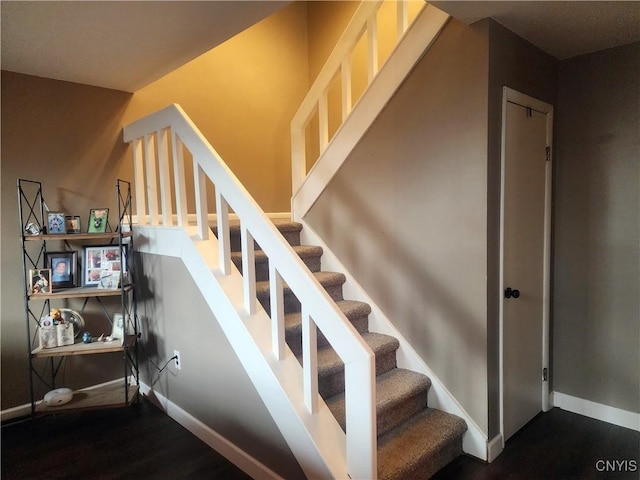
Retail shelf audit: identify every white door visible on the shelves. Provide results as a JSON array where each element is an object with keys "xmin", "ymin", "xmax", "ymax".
[{"xmin": 500, "ymin": 88, "xmax": 553, "ymax": 442}]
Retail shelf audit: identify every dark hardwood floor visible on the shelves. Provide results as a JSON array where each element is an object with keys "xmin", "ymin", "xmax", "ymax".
[
  {"xmin": 433, "ymin": 408, "xmax": 640, "ymax": 480},
  {"xmin": 1, "ymin": 399, "xmax": 252, "ymax": 480},
  {"xmin": 3, "ymin": 400, "xmax": 638, "ymax": 480}
]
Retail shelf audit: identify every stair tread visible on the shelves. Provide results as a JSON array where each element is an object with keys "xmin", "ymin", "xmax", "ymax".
[
  {"xmin": 285, "ymin": 300, "xmax": 371, "ymax": 332},
  {"xmin": 377, "ymin": 408, "xmax": 467, "ymax": 480},
  {"xmin": 230, "ymin": 245, "xmax": 322, "ymax": 263},
  {"xmin": 325, "ymin": 368, "xmax": 431, "ymax": 428},
  {"xmin": 255, "ymin": 271, "xmax": 346, "ymax": 297},
  {"xmin": 317, "ymin": 332, "xmax": 399, "ymax": 377}
]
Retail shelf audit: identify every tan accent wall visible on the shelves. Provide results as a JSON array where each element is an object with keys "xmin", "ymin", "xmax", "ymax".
[
  {"xmin": 305, "ymin": 19, "xmax": 492, "ymax": 433},
  {"xmin": 124, "ymin": 2, "xmax": 309, "ymax": 213}
]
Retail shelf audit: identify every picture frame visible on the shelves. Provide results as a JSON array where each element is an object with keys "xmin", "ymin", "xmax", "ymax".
[
  {"xmin": 87, "ymin": 208, "xmax": 109, "ymax": 233},
  {"xmin": 111, "ymin": 313, "xmax": 126, "ymax": 345},
  {"xmin": 47, "ymin": 212, "xmax": 66, "ymax": 234},
  {"xmin": 98, "ymin": 270, "xmax": 121, "ymax": 290},
  {"xmin": 39, "ymin": 316, "xmax": 57, "ymax": 349},
  {"xmin": 44, "ymin": 251, "xmax": 77, "ymax": 289},
  {"xmin": 65, "ymin": 215, "xmax": 81, "ymax": 234},
  {"xmin": 29, "ymin": 269, "xmax": 52, "ymax": 295},
  {"xmin": 83, "ymin": 245, "xmax": 127, "ymax": 287}
]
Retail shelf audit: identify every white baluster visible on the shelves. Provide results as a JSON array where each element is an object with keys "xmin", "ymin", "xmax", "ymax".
[
  {"xmin": 193, "ymin": 162, "xmax": 209, "ymax": 241},
  {"xmin": 318, "ymin": 91, "xmax": 329, "ymax": 153},
  {"xmin": 367, "ymin": 14, "xmax": 379, "ymax": 83},
  {"xmin": 216, "ymin": 191, "xmax": 230, "ymax": 274},
  {"xmin": 397, "ymin": 0, "xmax": 408, "ymax": 41},
  {"xmin": 132, "ymin": 137, "xmax": 147, "ymax": 225},
  {"xmin": 341, "ymin": 56, "xmax": 353, "ymax": 122},
  {"xmin": 171, "ymin": 132, "xmax": 188, "ymax": 227},
  {"xmin": 143, "ymin": 133, "xmax": 159, "ymax": 225},
  {"xmin": 269, "ymin": 265, "xmax": 286, "ymax": 360},
  {"xmin": 241, "ymin": 225, "xmax": 256, "ymax": 315},
  {"xmin": 302, "ymin": 307, "xmax": 318, "ymax": 413},
  {"xmin": 291, "ymin": 126, "xmax": 306, "ymax": 195},
  {"xmin": 157, "ymin": 128, "xmax": 173, "ymax": 226}
]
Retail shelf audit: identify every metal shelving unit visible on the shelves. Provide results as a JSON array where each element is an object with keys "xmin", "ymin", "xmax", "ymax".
[{"xmin": 17, "ymin": 179, "xmax": 139, "ymax": 416}]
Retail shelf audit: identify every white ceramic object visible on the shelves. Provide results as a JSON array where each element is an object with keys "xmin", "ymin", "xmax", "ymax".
[{"xmin": 43, "ymin": 387, "xmax": 73, "ymax": 406}]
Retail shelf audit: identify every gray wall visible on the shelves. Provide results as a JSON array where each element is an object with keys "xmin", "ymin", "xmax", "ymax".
[
  {"xmin": 137, "ymin": 254, "xmax": 305, "ymax": 479},
  {"xmin": 306, "ymin": 19, "xmax": 492, "ymax": 434},
  {"xmin": 553, "ymin": 42, "xmax": 640, "ymax": 413},
  {"xmin": 486, "ymin": 19, "xmax": 558, "ymax": 438}
]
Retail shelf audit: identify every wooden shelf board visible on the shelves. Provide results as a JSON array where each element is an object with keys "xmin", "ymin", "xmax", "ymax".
[
  {"xmin": 32, "ymin": 335, "xmax": 136, "ymax": 358},
  {"xmin": 35, "ymin": 383, "xmax": 139, "ymax": 414},
  {"xmin": 28, "ymin": 284, "xmax": 132, "ymax": 300},
  {"xmin": 24, "ymin": 232, "xmax": 132, "ymax": 241}
]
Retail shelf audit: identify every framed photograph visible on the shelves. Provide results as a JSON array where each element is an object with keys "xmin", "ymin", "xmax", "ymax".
[
  {"xmin": 111, "ymin": 313, "xmax": 126, "ymax": 345},
  {"xmin": 39, "ymin": 316, "xmax": 57, "ymax": 349},
  {"xmin": 47, "ymin": 212, "xmax": 66, "ymax": 234},
  {"xmin": 29, "ymin": 269, "xmax": 52, "ymax": 295},
  {"xmin": 65, "ymin": 215, "xmax": 81, "ymax": 233},
  {"xmin": 83, "ymin": 245, "xmax": 127, "ymax": 287},
  {"xmin": 45, "ymin": 251, "xmax": 77, "ymax": 289},
  {"xmin": 98, "ymin": 270, "xmax": 121, "ymax": 290},
  {"xmin": 88, "ymin": 208, "xmax": 109, "ymax": 233}
]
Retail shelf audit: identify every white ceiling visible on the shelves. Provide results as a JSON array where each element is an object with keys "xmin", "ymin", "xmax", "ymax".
[
  {"xmin": 1, "ymin": 1, "xmax": 639, "ymax": 93},
  {"xmin": 1, "ymin": 1, "xmax": 290, "ymax": 92}
]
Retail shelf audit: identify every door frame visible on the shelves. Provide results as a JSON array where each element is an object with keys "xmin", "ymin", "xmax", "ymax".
[{"xmin": 499, "ymin": 87, "xmax": 554, "ymax": 446}]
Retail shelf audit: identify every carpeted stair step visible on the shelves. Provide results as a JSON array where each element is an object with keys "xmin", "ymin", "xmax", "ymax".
[
  {"xmin": 285, "ymin": 300, "xmax": 371, "ymax": 356},
  {"xmin": 324, "ymin": 368, "xmax": 431, "ymax": 438},
  {"xmin": 256, "ymin": 271, "xmax": 346, "ymax": 313},
  {"xmin": 314, "ymin": 332, "xmax": 400, "ymax": 398},
  {"xmin": 377, "ymin": 408, "xmax": 467, "ymax": 480},
  {"xmin": 211, "ymin": 219, "xmax": 302, "ymax": 251},
  {"xmin": 230, "ymin": 245, "xmax": 323, "ymax": 281}
]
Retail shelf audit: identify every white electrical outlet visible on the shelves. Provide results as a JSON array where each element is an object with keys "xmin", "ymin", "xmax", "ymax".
[{"xmin": 173, "ymin": 350, "xmax": 181, "ymax": 370}]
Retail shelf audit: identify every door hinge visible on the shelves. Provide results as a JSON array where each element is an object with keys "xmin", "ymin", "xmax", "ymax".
[
  {"xmin": 545, "ymin": 146, "xmax": 551, "ymax": 162},
  {"xmin": 543, "ymin": 368, "xmax": 548, "ymax": 381}
]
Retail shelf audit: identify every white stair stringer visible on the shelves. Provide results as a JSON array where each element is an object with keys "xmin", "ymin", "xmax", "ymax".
[
  {"xmin": 292, "ymin": 4, "xmax": 450, "ymax": 220},
  {"xmin": 134, "ymin": 224, "xmax": 349, "ymax": 480},
  {"xmin": 298, "ymin": 220, "xmax": 490, "ymax": 461}
]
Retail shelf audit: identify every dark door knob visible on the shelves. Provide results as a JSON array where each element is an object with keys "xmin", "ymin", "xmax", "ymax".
[{"xmin": 505, "ymin": 287, "xmax": 520, "ymax": 299}]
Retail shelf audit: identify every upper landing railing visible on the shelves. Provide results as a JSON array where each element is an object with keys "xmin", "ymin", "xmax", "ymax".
[
  {"xmin": 123, "ymin": 104, "xmax": 377, "ymax": 479},
  {"xmin": 291, "ymin": 0, "xmax": 425, "ymax": 195}
]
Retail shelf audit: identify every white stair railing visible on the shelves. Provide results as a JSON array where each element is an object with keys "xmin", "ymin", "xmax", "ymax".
[
  {"xmin": 123, "ymin": 104, "xmax": 377, "ymax": 479},
  {"xmin": 291, "ymin": 0, "xmax": 423, "ymax": 194},
  {"xmin": 291, "ymin": 2, "xmax": 449, "ymax": 220}
]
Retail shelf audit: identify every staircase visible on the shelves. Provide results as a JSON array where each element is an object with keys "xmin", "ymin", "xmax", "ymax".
[
  {"xmin": 122, "ymin": 1, "xmax": 474, "ymax": 476},
  {"xmin": 217, "ymin": 219, "xmax": 467, "ymax": 479}
]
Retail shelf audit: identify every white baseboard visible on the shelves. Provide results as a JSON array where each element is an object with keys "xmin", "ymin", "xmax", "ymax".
[
  {"xmin": 552, "ymin": 391, "xmax": 640, "ymax": 432},
  {"xmin": 139, "ymin": 383, "xmax": 285, "ymax": 480},
  {"xmin": 487, "ymin": 434, "xmax": 504, "ymax": 462}
]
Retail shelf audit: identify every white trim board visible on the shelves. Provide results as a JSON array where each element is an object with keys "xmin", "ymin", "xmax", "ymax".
[
  {"xmin": 139, "ymin": 383, "xmax": 286, "ymax": 480},
  {"xmin": 487, "ymin": 434, "xmax": 504, "ymax": 463},
  {"xmin": 552, "ymin": 391, "xmax": 640, "ymax": 432}
]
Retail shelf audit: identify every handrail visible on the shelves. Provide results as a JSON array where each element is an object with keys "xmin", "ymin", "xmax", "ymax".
[
  {"xmin": 123, "ymin": 104, "xmax": 377, "ymax": 479},
  {"xmin": 291, "ymin": 0, "xmax": 424, "ymax": 195}
]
